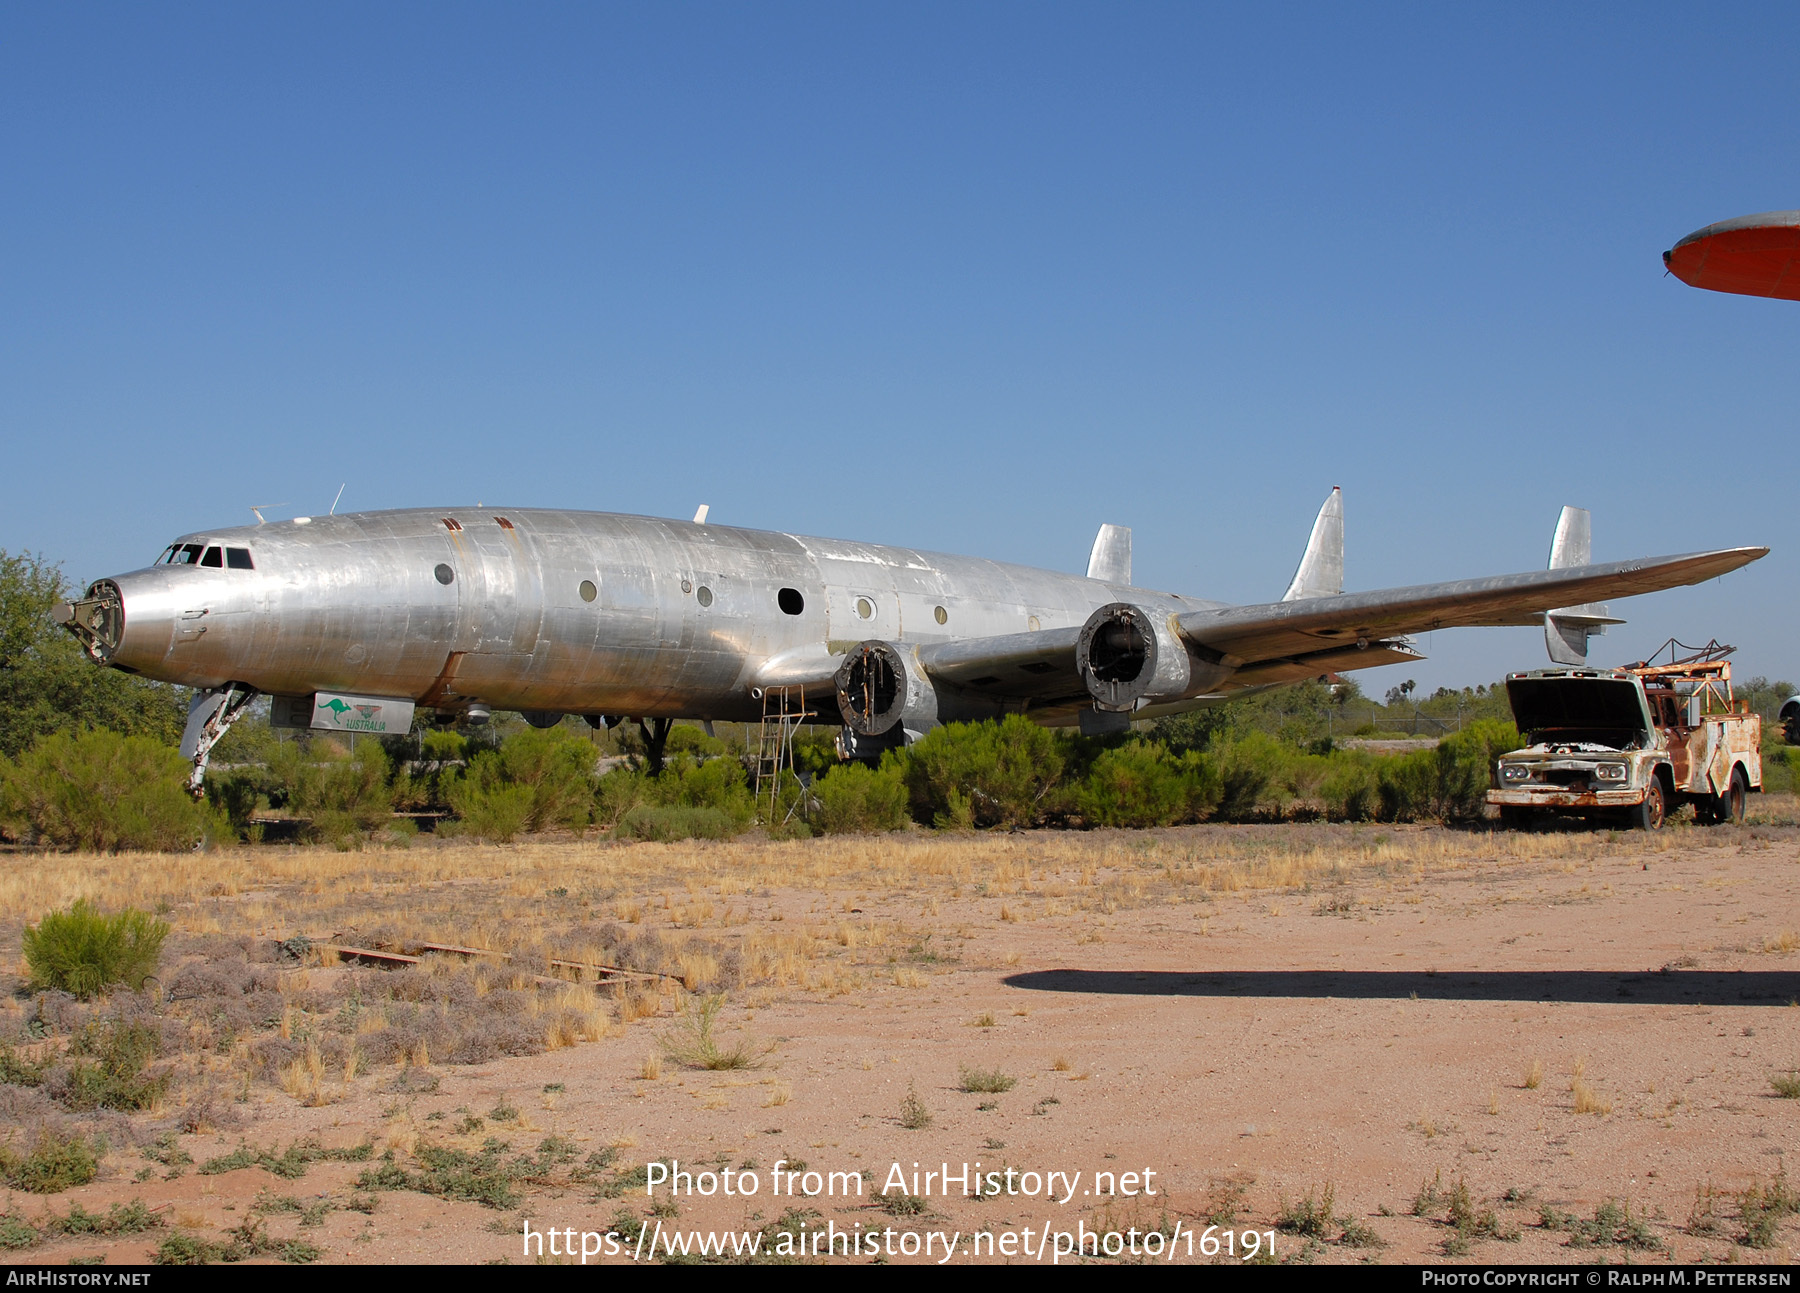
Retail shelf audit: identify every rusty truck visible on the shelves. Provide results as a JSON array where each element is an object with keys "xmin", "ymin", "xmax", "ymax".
[{"xmin": 1488, "ymin": 641, "xmax": 1762, "ymax": 830}]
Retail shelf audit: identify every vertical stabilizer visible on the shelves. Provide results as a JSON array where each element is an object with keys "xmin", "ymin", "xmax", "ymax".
[
  {"xmin": 1087, "ymin": 524, "xmax": 1132, "ymax": 584},
  {"xmin": 1544, "ymin": 505, "xmax": 1623, "ymax": 665},
  {"xmin": 1282, "ymin": 487, "xmax": 1344, "ymax": 601}
]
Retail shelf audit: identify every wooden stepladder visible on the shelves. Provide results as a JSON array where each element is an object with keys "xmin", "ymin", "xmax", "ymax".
[{"xmin": 752, "ymin": 685, "xmax": 814, "ymax": 822}]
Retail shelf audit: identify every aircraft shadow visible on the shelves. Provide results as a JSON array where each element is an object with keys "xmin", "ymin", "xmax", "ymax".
[{"xmin": 1002, "ymin": 968, "xmax": 1799, "ymax": 1008}]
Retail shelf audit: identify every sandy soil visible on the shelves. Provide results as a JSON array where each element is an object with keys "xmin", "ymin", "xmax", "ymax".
[{"xmin": 8, "ymin": 820, "xmax": 1800, "ymax": 1266}]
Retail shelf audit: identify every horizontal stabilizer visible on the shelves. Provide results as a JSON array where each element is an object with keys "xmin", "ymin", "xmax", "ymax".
[{"xmin": 1177, "ymin": 546, "xmax": 1766, "ymax": 667}]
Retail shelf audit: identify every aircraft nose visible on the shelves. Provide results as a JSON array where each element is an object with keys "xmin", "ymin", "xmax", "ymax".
[{"xmin": 55, "ymin": 574, "xmax": 176, "ymax": 672}]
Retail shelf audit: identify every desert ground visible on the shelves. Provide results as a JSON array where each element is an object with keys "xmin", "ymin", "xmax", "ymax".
[{"xmin": 4, "ymin": 803, "xmax": 1799, "ymax": 1265}]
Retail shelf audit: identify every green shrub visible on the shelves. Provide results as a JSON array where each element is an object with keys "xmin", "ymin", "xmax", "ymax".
[
  {"xmin": 446, "ymin": 776, "xmax": 534, "ymax": 843},
  {"xmin": 650, "ymin": 755, "xmax": 756, "ymax": 824},
  {"xmin": 1376, "ymin": 720, "xmax": 1521, "ymax": 822},
  {"xmin": 1212, "ymin": 730, "xmax": 1289, "ymax": 819},
  {"xmin": 0, "ymin": 1131, "xmax": 99, "ymax": 1193},
  {"xmin": 617, "ymin": 804, "xmax": 737, "ymax": 842},
  {"xmin": 485, "ymin": 727, "xmax": 597, "ymax": 831},
  {"xmin": 0, "ymin": 1212, "xmax": 37, "ymax": 1249},
  {"xmin": 1073, "ymin": 742, "xmax": 1220, "ymax": 827},
  {"xmin": 1318, "ymin": 754, "xmax": 1379, "ymax": 820},
  {"xmin": 22, "ymin": 899, "xmax": 168, "ymax": 997},
  {"xmin": 1376, "ymin": 748, "xmax": 1439, "ymax": 822},
  {"xmin": 280, "ymin": 739, "xmax": 395, "ymax": 845},
  {"xmin": 665, "ymin": 724, "xmax": 727, "ymax": 758},
  {"xmin": 594, "ymin": 766, "xmax": 647, "ymax": 827},
  {"xmin": 810, "ymin": 761, "xmax": 909, "ymax": 833},
  {"xmin": 1762, "ymin": 747, "xmax": 1799, "ymax": 797},
  {"xmin": 0, "ymin": 730, "xmax": 220, "ymax": 852},
  {"xmin": 898, "ymin": 716, "xmax": 1066, "ymax": 829},
  {"xmin": 62, "ymin": 1019, "xmax": 168, "ymax": 1111},
  {"xmin": 205, "ymin": 767, "xmax": 274, "ymax": 842}
]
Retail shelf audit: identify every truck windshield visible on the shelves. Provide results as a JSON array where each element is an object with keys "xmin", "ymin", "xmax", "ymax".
[{"xmin": 1506, "ymin": 677, "xmax": 1650, "ymax": 748}]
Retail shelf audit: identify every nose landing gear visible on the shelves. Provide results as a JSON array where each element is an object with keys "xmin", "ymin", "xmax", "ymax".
[{"xmin": 180, "ymin": 683, "xmax": 258, "ymax": 798}]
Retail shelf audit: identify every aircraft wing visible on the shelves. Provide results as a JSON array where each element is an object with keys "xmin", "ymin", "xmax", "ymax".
[
  {"xmin": 1175, "ymin": 547, "xmax": 1767, "ymax": 668},
  {"xmin": 913, "ymin": 627, "xmax": 1088, "ymax": 705},
  {"xmin": 751, "ymin": 631, "xmax": 1092, "ymax": 708}
]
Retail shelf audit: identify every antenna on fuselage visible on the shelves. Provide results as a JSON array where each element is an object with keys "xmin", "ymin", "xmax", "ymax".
[
  {"xmin": 693, "ymin": 504, "xmax": 710, "ymax": 525},
  {"xmin": 249, "ymin": 503, "xmax": 290, "ymax": 526},
  {"xmin": 329, "ymin": 484, "xmax": 346, "ymax": 516}
]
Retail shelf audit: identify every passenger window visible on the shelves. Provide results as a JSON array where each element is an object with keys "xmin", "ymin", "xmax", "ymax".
[
  {"xmin": 200, "ymin": 547, "xmax": 223, "ymax": 568},
  {"xmin": 226, "ymin": 548, "xmax": 254, "ymax": 570},
  {"xmin": 778, "ymin": 588, "xmax": 804, "ymax": 615}
]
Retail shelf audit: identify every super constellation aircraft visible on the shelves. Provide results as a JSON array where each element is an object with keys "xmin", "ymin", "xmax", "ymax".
[{"xmin": 53, "ymin": 492, "xmax": 1764, "ymax": 791}]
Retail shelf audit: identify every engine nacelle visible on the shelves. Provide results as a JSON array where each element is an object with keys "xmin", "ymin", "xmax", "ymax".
[
  {"xmin": 1077, "ymin": 602, "xmax": 1197, "ymax": 712},
  {"xmin": 834, "ymin": 640, "xmax": 940, "ymax": 738}
]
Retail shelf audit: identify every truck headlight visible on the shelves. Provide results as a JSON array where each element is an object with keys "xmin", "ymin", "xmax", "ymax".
[
  {"xmin": 1501, "ymin": 765, "xmax": 1530, "ymax": 783},
  {"xmin": 1595, "ymin": 763, "xmax": 1628, "ymax": 783}
]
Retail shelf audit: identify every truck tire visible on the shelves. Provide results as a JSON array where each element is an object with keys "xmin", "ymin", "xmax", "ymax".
[
  {"xmin": 1787, "ymin": 711, "xmax": 1800, "ymax": 746},
  {"xmin": 1630, "ymin": 776, "xmax": 1666, "ymax": 832},
  {"xmin": 1699, "ymin": 767, "xmax": 1747, "ymax": 825},
  {"xmin": 1725, "ymin": 766, "xmax": 1747, "ymax": 824}
]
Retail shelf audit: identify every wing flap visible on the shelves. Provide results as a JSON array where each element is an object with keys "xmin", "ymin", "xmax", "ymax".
[{"xmin": 1177, "ymin": 547, "xmax": 1766, "ymax": 666}]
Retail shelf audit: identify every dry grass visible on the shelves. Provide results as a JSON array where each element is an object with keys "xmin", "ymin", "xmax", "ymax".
[
  {"xmin": 1572, "ymin": 1079, "xmax": 1611, "ymax": 1115},
  {"xmin": 1523, "ymin": 1058, "xmax": 1543, "ymax": 1090},
  {"xmin": 0, "ymin": 821, "xmax": 1712, "ymax": 1167}
]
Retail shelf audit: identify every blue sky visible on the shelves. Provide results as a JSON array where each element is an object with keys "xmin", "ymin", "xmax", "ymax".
[{"xmin": 4, "ymin": 4, "xmax": 1795, "ymax": 693}]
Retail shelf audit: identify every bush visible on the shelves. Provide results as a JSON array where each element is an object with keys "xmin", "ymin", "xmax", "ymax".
[
  {"xmin": 650, "ymin": 755, "xmax": 756, "ymax": 825},
  {"xmin": 447, "ymin": 779, "xmax": 534, "ymax": 843},
  {"xmin": 899, "ymin": 716, "xmax": 1066, "ymax": 829},
  {"xmin": 1074, "ymin": 742, "xmax": 1219, "ymax": 827},
  {"xmin": 1761, "ymin": 746, "xmax": 1798, "ymax": 796},
  {"xmin": 1376, "ymin": 720, "xmax": 1521, "ymax": 822},
  {"xmin": 617, "ymin": 805, "xmax": 737, "ymax": 842},
  {"xmin": 0, "ymin": 1131, "xmax": 99, "ymax": 1193},
  {"xmin": 23, "ymin": 899, "xmax": 169, "ymax": 998},
  {"xmin": 279, "ymin": 739, "xmax": 395, "ymax": 845},
  {"xmin": 1318, "ymin": 754, "xmax": 1379, "ymax": 820},
  {"xmin": 61, "ymin": 1019, "xmax": 168, "ymax": 1111},
  {"xmin": 594, "ymin": 766, "xmax": 647, "ymax": 827},
  {"xmin": 1212, "ymin": 731, "xmax": 1289, "ymax": 819},
  {"xmin": 0, "ymin": 730, "xmax": 220, "ymax": 852},
  {"xmin": 480, "ymin": 727, "xmax": 597, "ymax": 832},
  {"xmin": 810, "ymin": 762, "xmax": 909, "ymax": 834}
]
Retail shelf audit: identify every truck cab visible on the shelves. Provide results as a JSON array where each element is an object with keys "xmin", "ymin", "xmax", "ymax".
[{"xmin": 1489, "ymin": 648, "xmax": 1761, "ymax": 830}]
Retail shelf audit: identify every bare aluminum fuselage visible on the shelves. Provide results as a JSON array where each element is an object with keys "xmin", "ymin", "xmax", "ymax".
[{"xmin": 88, "ymin": 508, "xmax": 1223, "ymax": 724}]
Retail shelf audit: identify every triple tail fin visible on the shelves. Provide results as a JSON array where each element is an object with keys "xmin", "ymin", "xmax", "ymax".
[
  {"xmin": 1282, "ymin": 487, "xmax": 1344, "ymax": 601},
  {"xmin": 1543, "ymin": 505, "xmax": 1625, "ymax": 665},
  {"xmin": 1087, "ymin": 524, "xmax": 1132, "ymax": 584}
]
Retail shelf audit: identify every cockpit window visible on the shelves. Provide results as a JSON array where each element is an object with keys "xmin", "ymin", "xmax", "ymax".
[
  {"xmin": 200, "ymin": 547, "xmax": 223, "ymax": 568},
  {"xmin": 164, "ymin": 543, "xmax": 204, "ymax": 565},
  {"xmin": 226, "ymin": 548, "xmax": 254, "ymax": 570}
]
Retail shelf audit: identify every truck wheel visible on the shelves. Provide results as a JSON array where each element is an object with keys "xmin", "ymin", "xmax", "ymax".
[
  {"xmin": 1630, "ymin": 777, "xmax": 1666, "ymax": 832},
  {"xmin": 1786, "ymin": 711, "xmax": 1800, "ymax": 745},
  {"xmin": 1725, "ymin": 767, "xmax": 1747, "ymax": 824}
]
